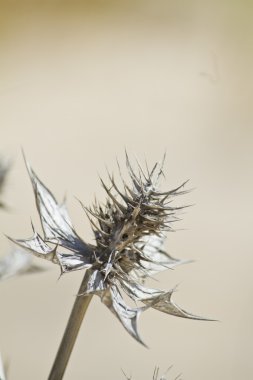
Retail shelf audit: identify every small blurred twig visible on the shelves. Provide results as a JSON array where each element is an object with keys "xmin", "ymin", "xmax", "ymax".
[{"xmin": 122, "ymin": 366, "xmax": 183, "ymax": 380}]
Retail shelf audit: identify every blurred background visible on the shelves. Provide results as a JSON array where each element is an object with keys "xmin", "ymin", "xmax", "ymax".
[{"xmin": 0, "ymin": 1, "xmax": 253, "ymax": 379}]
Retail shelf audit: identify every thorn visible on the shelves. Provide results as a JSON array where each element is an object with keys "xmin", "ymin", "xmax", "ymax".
[
  {"xmin": 157, "ymin": 180, "xmax": 190, "ymax": 198},
  {"xmin": 134, "ymin": 155, "xmax": 149, "ymax": 182},
  {"xmin": 109, "ymin": 176, "xmax": 134, "ymax": 205},
  {"xmin": 100, "ymin": 178, "xmax": 126, "ymax": 213},
  {"xmin": 97, "ymin": 241, "xmax": 108, "ymax": 248},
  {"xmin": 125, "ymin": 151, "xmax": 142, "ymax": 192},
  {"xmin": 78, "ymin": 200, "xmax": 113, "ymax": 228},
  {"xmin": 84, "ymin": 208, "xmax": 110, "ymax": 237}
]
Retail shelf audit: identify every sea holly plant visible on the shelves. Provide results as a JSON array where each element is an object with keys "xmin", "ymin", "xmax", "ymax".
[{"xmin": 9, "ymin": 154, "xmax": 208, "ymax": 380}]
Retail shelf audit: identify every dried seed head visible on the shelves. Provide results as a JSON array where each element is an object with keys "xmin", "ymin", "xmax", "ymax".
[
  {"xmin": 85, "ymin": 153, "xmax": 189, "ymax": 280},
  {"xmin": 9, "ymin": 153, "xmax": 211, "ymax": 345}
]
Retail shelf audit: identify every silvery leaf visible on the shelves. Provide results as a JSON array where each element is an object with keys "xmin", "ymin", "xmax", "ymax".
[
  {"xmin": 145, "ymin": 290, "xmax": 211, "ymax": 320},
  {"xmin": 101, "ymin": 285, "xmax": 146, "ymax": 346},
  {"xmin": 7, "ymin": 230, "xmax": 58, "ymax": 264},
  {"xmin": 57, "ymin": 252, "xmax": 94, "ymax": 273},
  {"xmin": 0, "ymin": 249, "xmax": 44, "ymax": 281},
  {"xmin": 135, "ymin": 235, "xmax": 189, "ymax": 276},
  {"xmin": 119, "ymin": 278, "xmax": 208, "ymax": 320},
  {"xmin": 118, "ymin": 276, "xmax": 162, "ymax": 301},
  {"xmin": 25, "ymin": 158, "xmax": 91, "ymax": 254},
  {"xmin": 79, "ymin": 269, "xmax": 106, "ymax": 295},
  {"xmin": 8, "ymin": 231, "xmax": 94, "ymax": 273}
]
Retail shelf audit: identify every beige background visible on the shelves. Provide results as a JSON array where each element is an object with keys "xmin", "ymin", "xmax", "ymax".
[{"xmin": 0, "ymin": 1, "xmax": 253, "ymax": 379}]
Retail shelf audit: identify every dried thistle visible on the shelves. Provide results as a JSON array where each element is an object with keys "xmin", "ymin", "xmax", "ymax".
[{"xmin": 10, "ymin": 153, "xmax": 208, "ymax": 379}]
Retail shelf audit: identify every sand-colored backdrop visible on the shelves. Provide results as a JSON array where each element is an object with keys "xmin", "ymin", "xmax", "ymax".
[{"xmin": 0, "ymin": 1, "xmax": 253, "ymax": 379}]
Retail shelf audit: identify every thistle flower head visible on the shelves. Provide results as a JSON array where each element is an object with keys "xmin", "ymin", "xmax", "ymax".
[{"xmin": 10, "ymin": 153, "xmax": 207, "ymax": 345}]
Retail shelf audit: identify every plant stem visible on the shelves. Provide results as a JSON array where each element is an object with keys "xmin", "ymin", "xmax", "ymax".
[{"xmin": 48, "ymin": 271, "xmax": 93, "ymax": 380}]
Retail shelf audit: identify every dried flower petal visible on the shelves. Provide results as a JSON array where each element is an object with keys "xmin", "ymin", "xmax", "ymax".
[
  {"xmin": 25, "ymin": 159, "xmax": 93, "ymax": 255},
  {"xmin": 81, "ymin": 269, "xmax": 106, "ymax": 295},
  {"xmin": 118, "ymin": 277, "xmax": 207, "ymax": 320},
  {"xmin": 101, "ymin": 285, "xmax": 146, "ymax": 346},
  {"xmin": 131, "ymin": 235, "xmax": 190, "ymax": 278},
  {"xmin": 8, "ymin": 227, "xmax": 58, "ymax": 263},
  {"xmin": 8, "ymin": 229, "xmax": 94, "ymax": 274},
  {"xmin": 57, "ymin": 252, "xmax": 94, "ymax": 273}
]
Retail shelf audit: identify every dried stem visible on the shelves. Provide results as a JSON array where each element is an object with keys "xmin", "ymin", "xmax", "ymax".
[{"xmin": 48, "ymin": 271, "xmax": 93, "ymax": 380}]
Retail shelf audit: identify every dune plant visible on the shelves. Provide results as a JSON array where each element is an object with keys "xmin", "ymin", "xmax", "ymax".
[{"xmin": 10, "ymin": 153, "xmax": 208, "ymax": 380}]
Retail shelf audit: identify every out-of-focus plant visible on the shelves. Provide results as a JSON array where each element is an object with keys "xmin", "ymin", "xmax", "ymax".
[
  {"xmin": 122, "ymin": 366, "xmax": 182, "ymax": 380},
  {"xmin": 0, "ymin": 248, "xmax": 45, "ymax": 281},
  {"xmin": 0, "ymin": 157, "xmax": 44, "ymax": 282},
  {"xmin": 152, "ymin": 367, "xmax": 182, "ymax": 380},
  {"xmin": 10, "ymin": 153, "xmax": 209, "ymax": 380},
  {"xmin": 0, "ymin": 352, "xmax": 7, "ymax": 380},
  {"xmin": 0, "ymin": 158, "xmax": 10, "ymax": 209}
]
